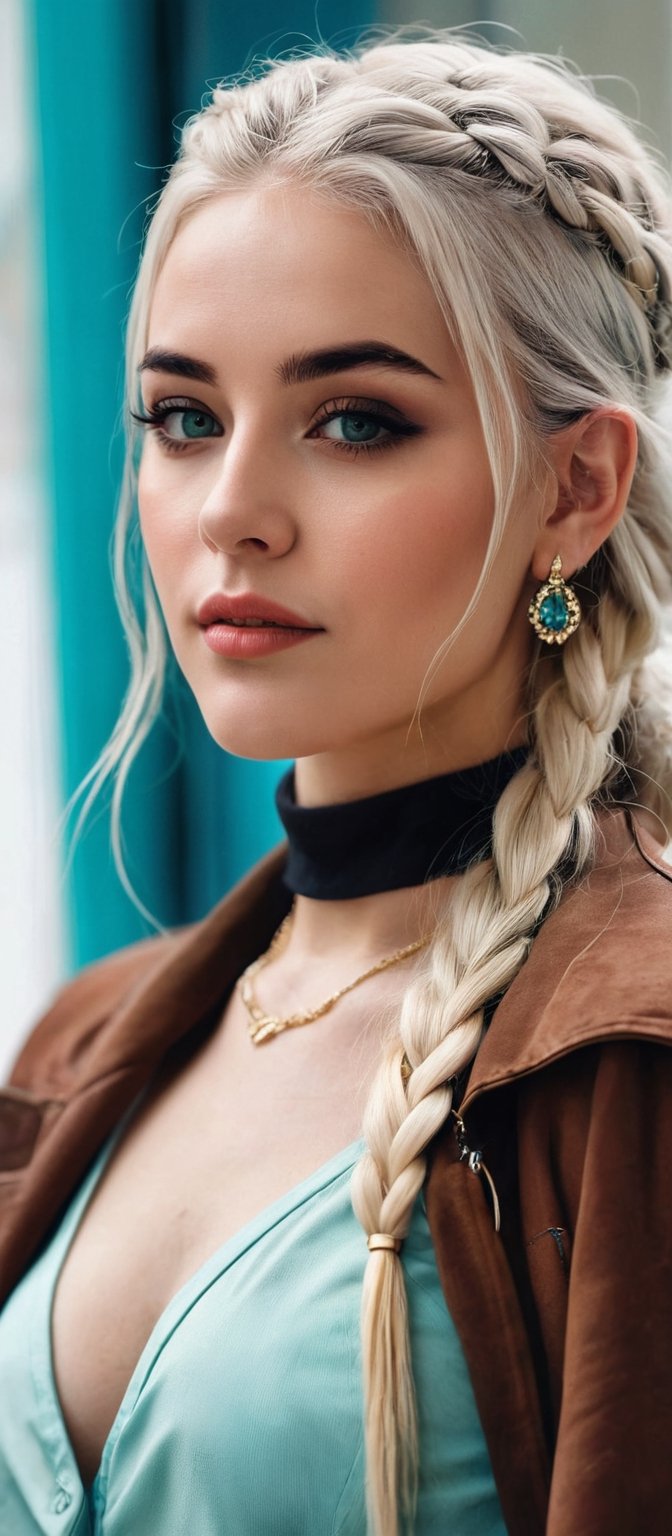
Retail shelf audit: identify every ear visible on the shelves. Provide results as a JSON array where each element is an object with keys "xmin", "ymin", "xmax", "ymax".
[{"xmin": 531, "ymin": 407, "xmax": 638, "ymax": 583}]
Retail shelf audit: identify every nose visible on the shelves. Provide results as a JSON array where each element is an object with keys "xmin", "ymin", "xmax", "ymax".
[{"xmin": 198, "ymin": 429, "xmax": 297, "ymax": 558}]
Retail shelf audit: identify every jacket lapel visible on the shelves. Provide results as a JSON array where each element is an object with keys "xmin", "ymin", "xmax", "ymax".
[
  {"xmin": 423, "ymin": 807, "xmax": 672, "ymax": 1535},
  {"xmin": 425, "ymin": 1118, "xmax": 551, "ymax": 1536}
]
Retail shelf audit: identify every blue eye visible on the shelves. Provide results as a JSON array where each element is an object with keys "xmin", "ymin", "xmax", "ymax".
[
  {"xmin": 312, "ymin": 411, "xmax": 394, "ymax": 450},
  {"xmin": 131, "ymin": 400, "xmax": 221, "ymax": 454},
  {"xmin": 172, "ymin": 408, "xmax": 218, "ymax": 440},
  {"xmin": 309, "ymin": 398, "xmax": 424, "ymax": 456}
]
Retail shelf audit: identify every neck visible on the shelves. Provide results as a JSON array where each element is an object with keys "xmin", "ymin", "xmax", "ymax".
[
  {"xmin": 292, "ymin": 722, "xmax": 529, "ymax": 808},
  {"xmin": 297, "ymin": 878, "xmax": 454, "ymax": 954},
  {"xmin": 273, "ymin": 737, "xmax": 530, "ymax": 965}
]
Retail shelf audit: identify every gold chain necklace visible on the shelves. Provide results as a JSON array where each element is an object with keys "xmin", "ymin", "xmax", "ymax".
[{"xmin": 238, "ymin": 899, "xmax": 437, "ymax": 1045}]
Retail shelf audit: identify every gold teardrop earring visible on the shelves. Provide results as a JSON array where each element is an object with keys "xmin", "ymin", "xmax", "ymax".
[{"xmin": 527, "ymin": 555, "xmax": 582, "ymax": 645}]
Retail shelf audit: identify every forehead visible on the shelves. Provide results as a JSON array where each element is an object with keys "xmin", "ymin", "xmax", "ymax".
[{"xmin": 146, "ymin": 182, "xmax": 457, "ymax": 375}]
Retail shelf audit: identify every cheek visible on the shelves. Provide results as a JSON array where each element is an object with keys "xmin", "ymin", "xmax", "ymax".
[
  {"xmin": 352, "ymin": 472, "xmax": 493, "ymax": 621},
  {"xmin": 137, "ymin": 456, "xmax": 194, "ymax": 593}
]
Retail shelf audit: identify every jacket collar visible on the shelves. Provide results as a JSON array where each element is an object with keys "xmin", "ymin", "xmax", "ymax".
[{"xmin": 460, "ymin": 806, "xmax": 672, "ymax": 1110}]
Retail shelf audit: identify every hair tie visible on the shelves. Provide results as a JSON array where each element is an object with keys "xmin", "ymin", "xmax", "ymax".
[{"xmin": 367, "ymin": 1232, "xmax": 402, "ymax": 1254}]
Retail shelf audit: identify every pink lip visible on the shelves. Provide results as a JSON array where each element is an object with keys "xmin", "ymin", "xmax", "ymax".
[
  {"xmin": 202, "ymin": 625, "xmax": 321, "ymax": 659},
  {"xmin": 196, "ymin": 591, "xmax": 322, "ymax": 629}
]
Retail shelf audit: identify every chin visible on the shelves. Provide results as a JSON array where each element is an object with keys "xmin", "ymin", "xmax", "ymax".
[{"xmin": 196, "ymin": 707, "xmax": 335, "ymax": 763}]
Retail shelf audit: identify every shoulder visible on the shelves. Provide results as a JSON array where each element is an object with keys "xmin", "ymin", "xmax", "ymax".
[
  {"xmin": 546, "ymin": 806, "xmax": 672, "ymax": 1045},
  {"xmin": 535, "ymin": 804, "xmax": 672, "ymax": 1035},
  {"xmin": 627, "ymin": 805, "xmax": 672, "ymax": 893},
  {"xmin": 470, "ymin": 808, "xmax": 672, "ymax": 1101},
  {"xmin": 6, "ymin": 836, "xmax": 289, "ymax": 1099},
  {"xmin": 556, "ymin": 805, "xmax": 672, "ymax": 1019},
  {"xmin": 7, "ymin": 927, "xmax": 189, "ymax": 1094}
]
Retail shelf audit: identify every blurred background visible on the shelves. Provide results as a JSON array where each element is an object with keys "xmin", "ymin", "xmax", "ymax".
[{"xmin": 2, "ymin": 0, "xmax": 671, "ymax": 1077}]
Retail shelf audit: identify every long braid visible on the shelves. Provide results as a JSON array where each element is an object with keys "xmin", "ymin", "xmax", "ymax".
[{"xmin": 350, "ymin": 584, "xmax": 651, "ymax": 1536}]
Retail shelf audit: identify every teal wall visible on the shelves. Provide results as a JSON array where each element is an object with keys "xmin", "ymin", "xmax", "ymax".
[{"xmin": 29, "ymin": 0, "xmax": 374, "ymax": 968}]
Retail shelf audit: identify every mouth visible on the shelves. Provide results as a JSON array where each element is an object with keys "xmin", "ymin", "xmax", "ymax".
[
  {"xmin": 210, "ymin": 618, "xmax": 318, "ymax": 630},
  {"xmin": 196, "ymin": 592, "xmax": 324, "ymax": 630},
  {"xmin": 201, "ymin": 619, "xmax": 322, "ymax": 656}
]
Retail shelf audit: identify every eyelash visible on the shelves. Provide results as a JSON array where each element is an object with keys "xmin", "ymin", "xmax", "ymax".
[{"xmin": 130, "ymin": 395, "xmax": 423, "ymax": 457}]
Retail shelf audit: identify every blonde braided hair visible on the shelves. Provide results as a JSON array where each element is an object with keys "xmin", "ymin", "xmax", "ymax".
[{"xmin": 61, "ymin": 25, "xmax": 672, "ymax": 1534}]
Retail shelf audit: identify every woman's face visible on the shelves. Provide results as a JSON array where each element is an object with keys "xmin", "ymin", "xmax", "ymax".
[{"xmin": 138, "ymin": 181, "xmax": 539, "ymax": 798}]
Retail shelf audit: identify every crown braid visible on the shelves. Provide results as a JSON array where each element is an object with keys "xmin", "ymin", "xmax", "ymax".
[
  {"xmin": 453, "ymin": 102, "xmax": 671, "ymax": 358},
  {"xmin": 193, "ymin": 47, "xmax": 672, "ymax": 369},
  {"xmin": 251, "ymin": 55, "xmax": 672, "ymax": 374}
]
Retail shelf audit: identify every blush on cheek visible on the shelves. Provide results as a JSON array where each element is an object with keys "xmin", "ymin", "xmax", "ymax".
[{"xmin": 368, "ymin": 484, "xmax": 491, "ymax": 602}]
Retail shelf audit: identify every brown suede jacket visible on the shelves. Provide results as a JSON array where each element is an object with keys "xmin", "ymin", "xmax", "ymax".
[{"xmin": 1, "ymin": 806, "xmax": 671, "ymax": 1535}]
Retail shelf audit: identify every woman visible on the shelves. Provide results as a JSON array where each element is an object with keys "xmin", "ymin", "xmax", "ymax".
[{"xmin": 1, "ymin": 25, "xmax": 672, "ymax": 1536}]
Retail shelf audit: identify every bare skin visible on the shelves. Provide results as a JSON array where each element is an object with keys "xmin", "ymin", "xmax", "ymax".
[{"xmin": 50, "ymin": 181, "xmax": 639, "ymax": 1486}]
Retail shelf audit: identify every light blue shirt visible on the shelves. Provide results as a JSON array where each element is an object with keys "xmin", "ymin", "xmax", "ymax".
[{"xmin": 0, "ymin": 1094, "xmax": 507, "ymax": 1534}]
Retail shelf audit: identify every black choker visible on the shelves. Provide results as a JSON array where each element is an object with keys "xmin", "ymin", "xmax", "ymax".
[{"xmin": 274, "ymin": 747, "xmax": 530, "ymax": 900}]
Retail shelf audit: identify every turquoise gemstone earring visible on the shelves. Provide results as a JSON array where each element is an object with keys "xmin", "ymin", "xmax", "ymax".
[{"xmin": 528, "ymin": 555, "xmax": 581, "ymax": 645}]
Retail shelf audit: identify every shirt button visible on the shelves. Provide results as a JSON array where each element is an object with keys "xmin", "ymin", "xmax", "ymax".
[{"xmin": 53, "ymin": 1488, "xmax": 72, "ymax": 1513}]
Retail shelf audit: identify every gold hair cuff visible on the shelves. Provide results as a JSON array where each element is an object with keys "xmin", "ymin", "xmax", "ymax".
[{"xmin": 367, "ymin": 1232, "xmax": 402, "ymax": 1253}]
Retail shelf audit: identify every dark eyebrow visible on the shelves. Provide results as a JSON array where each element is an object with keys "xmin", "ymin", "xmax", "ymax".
[
  {"xmin": 276, "ymin": 342, "xmax": 444, "ymax": 385},
  {"xmin": 137, "ymin": 340, "xmax": 444, "ymax": 386},
  {"xmin": 138, "ymin": 349, "xmax": 218, "ymax": 385}
]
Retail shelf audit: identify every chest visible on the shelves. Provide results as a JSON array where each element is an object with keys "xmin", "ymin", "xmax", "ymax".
[
  {"xmin": 48, "ymin": 989, "xmax": 382, "ymax": 1488},
  {"xmin": 1, "ymin": 1099, "xmax": 506, "ymax": 1536}
]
